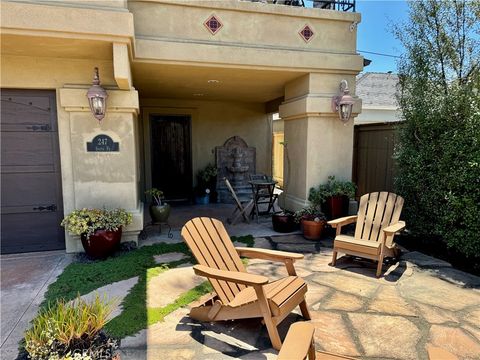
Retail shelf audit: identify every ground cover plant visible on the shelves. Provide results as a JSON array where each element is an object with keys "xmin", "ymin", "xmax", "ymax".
[
  {"xmin": 393, "ymin": 0, "xmax": 480, "ymax": 266},
  {"xmin": 39, "ymin": 236, "xmax": 255, "ymax": 340}
]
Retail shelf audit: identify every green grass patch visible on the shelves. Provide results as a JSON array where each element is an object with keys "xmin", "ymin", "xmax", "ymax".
[{"xmin": 39, "ymin": 234, "xmax": 254, "ymax": 339}]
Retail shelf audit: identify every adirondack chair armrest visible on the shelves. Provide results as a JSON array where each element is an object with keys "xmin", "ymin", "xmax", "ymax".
[
  {"xmin": 235, "ymin": 247, "xmax": 304, "ymax": 262},
  {"xmin": 327, "ymin": 215, "xmax": 358, "ymax": 228},
  {"xmin": 193, "ymin": 265, "xmax": 269, "ymax": 286},
  {"xmin": 382, "ymin": 221, "xmax": 406, "ymax": 236},
  {"xmin": 277, "ymin": 322, "xmax": 315, "ymax": 360}
]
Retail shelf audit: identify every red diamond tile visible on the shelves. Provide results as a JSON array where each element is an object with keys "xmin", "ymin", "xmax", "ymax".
[
  {"xmin": 299, "ymin": 25, "xmax": 314, "ymax": 42},
  {"xmin": 204, "ymin": 15, "xmax": 223, "ymax": 35}
]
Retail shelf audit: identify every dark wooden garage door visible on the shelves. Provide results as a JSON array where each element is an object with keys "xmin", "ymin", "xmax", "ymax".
[{"xmin": 1, "ymin": 90, "xmax": 65, "ymax": 254}]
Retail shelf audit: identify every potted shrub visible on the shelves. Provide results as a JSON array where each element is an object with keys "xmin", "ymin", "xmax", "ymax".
[
  {"xmin": 23, "ymin": 294, "xmax": 119, "ymax": 360},
  {"xmin": 61, "ymin": 208, "xmax": 132, "ymax": 259},
  {"xmin": 194, "ymin": 164, "xmax": 218, "ymax": 204},
  {"xmin": 272, "ymin": 142, "xmax": 296, "ymax": 232},
  {"xmin": 309, "ymin": 176, "xmax": 356, "ymax": 220},
  {"xmin": 294, "ymin": 206, "xmax": 327, "ymax": 240},
  {"xmin": 145, "ymin": 188, "xmax": 170, "ymax": 223}
]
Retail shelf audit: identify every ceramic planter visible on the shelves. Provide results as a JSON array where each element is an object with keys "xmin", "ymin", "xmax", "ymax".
[
  {"xmin": 323, "ymin": 195, "xmax": 350, "ymax": 220},
  {"xmin": 301, "ymin": 219, "xmax": 326, "ymax": 240},
  {"xmin": 272, "ymin": 213, "xmax": 296, "ymax": 233},
  {"xmin": 81, "ymin": 227, "xmax": 122, "ymax": 259},
  {"xmin": 195, "ymin": 194, "xmax": 210, "ymax": 205},
  {"xmin": 149, "ymin": 203, "xmax": 171, "ymax": 223}
]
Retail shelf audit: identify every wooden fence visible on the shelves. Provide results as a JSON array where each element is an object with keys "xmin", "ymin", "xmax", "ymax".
[{"xmin": 353, "ymin": 123, "xmax": 400, "ymax": 198}]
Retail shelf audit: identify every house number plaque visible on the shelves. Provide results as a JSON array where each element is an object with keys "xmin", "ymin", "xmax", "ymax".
[{"xmin": 87, "ymin": 134, "xmax": 119, "ymax": 152}]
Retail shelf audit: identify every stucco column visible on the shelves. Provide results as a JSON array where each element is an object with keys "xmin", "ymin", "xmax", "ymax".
[
  {"xmin": 58, "ymin": 87, "xmax": 143, "ymax": 252},
  {"xmin": 279, "ymin": 73, "xmax": 361, "ymax": 211}
]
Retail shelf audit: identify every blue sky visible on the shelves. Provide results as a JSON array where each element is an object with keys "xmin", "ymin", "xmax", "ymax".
[{"xmin": 356, "ymin": 0, "xmax": 409, "ymax": 73}]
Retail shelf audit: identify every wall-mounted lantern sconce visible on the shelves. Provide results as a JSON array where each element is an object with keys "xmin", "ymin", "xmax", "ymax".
[
  {"xmin": 86, "ymin": 67, "xmax": 108, "ymax": 121},
  {"xmin": 331, "ymin": 79, "xmax": 355, "ymax": 123}
]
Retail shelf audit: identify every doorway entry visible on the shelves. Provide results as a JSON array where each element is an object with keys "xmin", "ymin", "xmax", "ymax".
[{"xmin": 150, "ymin": 114, "xmax": 192, "ymax": 201}]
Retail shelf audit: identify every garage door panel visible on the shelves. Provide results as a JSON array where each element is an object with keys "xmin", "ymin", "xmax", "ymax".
[
  {"xmin": 1, "ymin": 212, "xmax": 64, "ymax": 253},
  {"xmin": 1, "ymin": 90, "xmax": 64, "ymax": 254},
  {"xmin": 1, "ymin": 96, "xmax": 53, "ymax": 126},
  {"xmin": 1, "ymin": 132, "xmax": 54, "ymax": 167},
  {"xmin": 1, "ymin": 172, "xmax": 57, "ymax": 207}
]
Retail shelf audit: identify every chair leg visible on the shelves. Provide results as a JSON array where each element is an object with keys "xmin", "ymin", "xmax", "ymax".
[
  {"xmin": 331, "ymin": 250, "xmax": 338, "ymax": 266},
  {"xmin": 308, "ymin": 338, "xmax": 316, "ymax": 360},
  {"xmin": 254, "ymin": 285, "xmax": 282, "ymax": 350},
  {"xmin": 299, "ymin": 298, "xmax": 311, "ymax": 320},
  {"xmin": 376, "ymin": 256, "xmax": 384, "ymax": 278}
]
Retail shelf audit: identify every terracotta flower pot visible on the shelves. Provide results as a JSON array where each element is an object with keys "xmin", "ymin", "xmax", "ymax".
[
  {"xmin": 81, "ymin": 227, "xmax": 122, "ymax": 259},
  {"xmin": 301, "ymin": 219, "xmax": 326, "ymax": 240},
  {"xmin": 149, "ymin": 203, "xmax": 171, "ymax": 223},
  {"xmin": 272, "ymin": 213, "xmax": 296, "ymax": 233}
]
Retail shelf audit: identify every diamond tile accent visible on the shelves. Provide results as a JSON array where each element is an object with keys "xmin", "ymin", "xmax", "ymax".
[
  {"xmin": 300, "ymin": 25, "xmax": 315, "ymax": 42},
  {"xmin": 204, "ymin": 15, "xmax": 223, "ymax": 35}
]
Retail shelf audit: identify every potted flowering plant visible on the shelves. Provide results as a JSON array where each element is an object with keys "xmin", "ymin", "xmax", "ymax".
[
  {"xmin": 309, "ymin": 176, "xmax": 356, "ymax": 220},
  {"xmin": 194, "ymin": 164, "xmax": 218, "ymax": 204},
  {"xmin": 294, "ymin": 205, "xmax": 327, "ymax": 240},
  {"xmin": 61, "ymin": 208, "xmax": 132, "ymax": 259},
  {"xmin": 145, "ymin": 188, "xmax": 170, "ymax": 223}
]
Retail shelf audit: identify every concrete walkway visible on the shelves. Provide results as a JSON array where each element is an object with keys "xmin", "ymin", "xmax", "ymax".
[{"xmin": 0, "ymin": 250, "xmax": 71, "ymax": 359}]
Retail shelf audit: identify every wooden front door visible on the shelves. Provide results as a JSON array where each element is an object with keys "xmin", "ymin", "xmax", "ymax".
[
  {"xmin": 150, "ymin": 115, "xmax": 192, "ymax": 201},
  {"xmin": 1, "ymin": 90, "xmax": 65, "ymax": 254}
]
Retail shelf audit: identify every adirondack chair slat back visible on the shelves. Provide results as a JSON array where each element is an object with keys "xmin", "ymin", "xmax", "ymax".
[
  {"xmin": 181, "ymin": 217, "xmax": 247, "ymax": 303},
  {"xmin": 354, "ymin": 192, "xmax": 404, "ymax": 245}
]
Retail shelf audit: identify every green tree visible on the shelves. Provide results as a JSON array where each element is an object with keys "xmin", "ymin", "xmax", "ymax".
[{"xmin": 393, "ymin": 0, "xmax": 480, "ymax": 258}]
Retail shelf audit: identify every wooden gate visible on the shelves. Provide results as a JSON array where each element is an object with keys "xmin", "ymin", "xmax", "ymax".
[
  {"xmin": 1, "ymin": 90, "xmax": 65, "ymax": 253},
  {"xmin": 353, "ymin": 123, "xmax": 400, "ymax": 197}
]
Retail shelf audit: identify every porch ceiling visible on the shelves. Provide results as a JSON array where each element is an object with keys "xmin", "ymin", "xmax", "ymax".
[
  {"xmin": 1, "ymin": 34, "xmax": 113, "ymax": 60},
  {"xmin": 132, "ymin": 62, "xmax": 305, "ymax": 103}
]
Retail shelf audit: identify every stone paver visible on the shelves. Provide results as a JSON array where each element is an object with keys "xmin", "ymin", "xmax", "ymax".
[
  {"xmin": 399, "ymin": 273, "xmax": 480, "ymax": 311},
  {"xmin": 415, "ymin": 303, "xmax": 459, "ymax": 324},
  {"xmin": 77, "ymin": 277, "xmax": 138, "ymax": 320},
  {"xmin": 349, "ymin": 313, "xmax": 420, "ymax": 360},
  {"xmin": 147, "ymin": 266, "xmax": 204, "ymax": 308},
  {"xmin": 311, "ymin": 311, "xmax": 360, "ymax": 357},
  {"xmin": 429, "ymin": 325, "xmax": 480, "ymax": 360},
  {"xmin": 322, "ymin": 292, "xmax": 364, "ymax": 312},
  {"xmin": 153, "ymin": 252, "xmax": 187, "ymax": 264},
  {"xmin": 310, "ymin": 272, "xmax": 381, "ymax": 298},
  {"xmin": 367, "ymin": 286, "xmax": 416, "ymax": 316}
]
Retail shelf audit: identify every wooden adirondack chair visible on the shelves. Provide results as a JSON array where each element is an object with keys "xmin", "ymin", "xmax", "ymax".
[
  {"xmin": 224, "ymin": 177, "xmax": 255, "ymax": 224},
  {"xmin": 328, "ymin": 192, "xmax": 406, "ymax": 277},
  {"xmin": 181, "ymin": 217, "xmax": 311, "ymax": 350}
]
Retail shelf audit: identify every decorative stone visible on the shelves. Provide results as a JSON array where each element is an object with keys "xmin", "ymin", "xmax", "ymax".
[
  {"xmin": 429, "ymin": 325, "xmax": 480, "ymax": 359},
  {"xmin": 402, "ymin": 251, "xmax": 452, "ymax": 268},
  {"xmin": 311, "ymin": 311, "xmax": 360, "ymax": 356},
  {"xmin": 215, "ymin": 136, "xmax": 256, "ymax": 203},
  {"xmin": 147, "ymin": 267, "xmax": 205, "ymax": 308},
  {"xmin": 349, "ymin": 313, "xmax": 420, "ymax": 360},
  {"xmin": 399, "ymin": 273, "xmax": 480, "ymax": 311},
  {"xmin": 253, "ymin": 237, "xmax": 273, "ymax": 249},
  {"xmin": 299, "ymin": 25, "xmax": 315, "ymax": 42},
  {"xmin": 154, "ymin": 252, "xmax": 187, "ymax": 264},
  {"xmin": 368, "ymin": 286, "xmax": 416, "ymax": 316},
  {"xmin": 323, "ymin": 291, "xmax": 364, "ymax": 312}
]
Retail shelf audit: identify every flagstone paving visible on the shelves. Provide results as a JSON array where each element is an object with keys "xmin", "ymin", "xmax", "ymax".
[{"xmin": 118, "ymin": 234, "xmax": 480, "ymax": 360}]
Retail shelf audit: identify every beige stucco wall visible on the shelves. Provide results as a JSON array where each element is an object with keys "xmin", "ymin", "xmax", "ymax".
[{"xmin": 140, "ymin": 98, "xmax": 270, "ymax": 193}]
